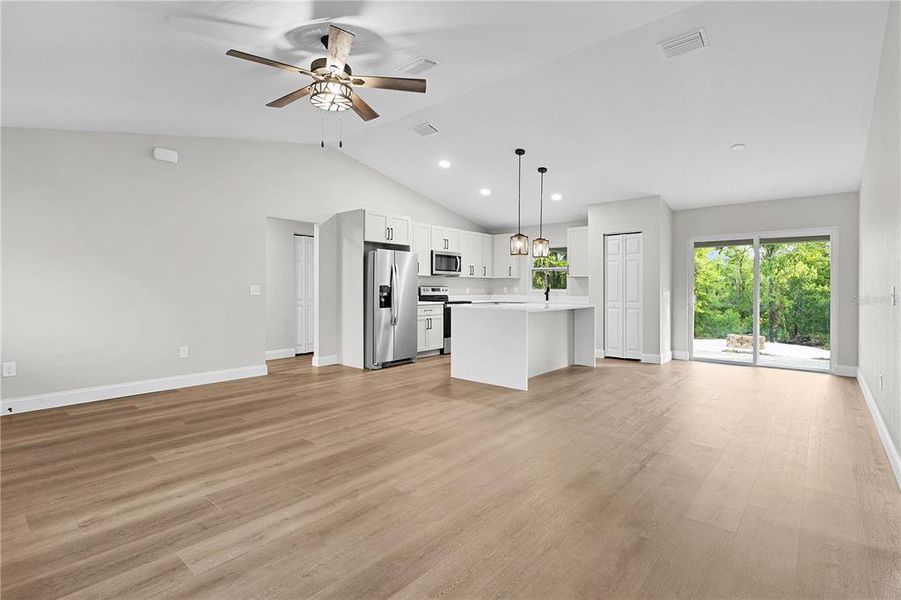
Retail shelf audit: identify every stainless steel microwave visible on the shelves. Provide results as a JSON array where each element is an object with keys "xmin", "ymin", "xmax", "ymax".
[{"xmin": 431, "ymin": 250, "xmax": 462, "ymax": 276}]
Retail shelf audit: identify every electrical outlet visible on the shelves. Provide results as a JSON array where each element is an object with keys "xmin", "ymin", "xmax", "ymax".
[
  {"xmin": 2, "ymin": 362, "xmax": 16, "ymax": 377},
  {"xmin": 879, "ymin": 374, "xmax": 884, "ymax": 392},
  {"xmin": 179, "ymin": 346, "xmax": 189, "ymax": 359},
  {"xmin": 249, "ymin": 284, "xmax": 262, "ymax": 296}
]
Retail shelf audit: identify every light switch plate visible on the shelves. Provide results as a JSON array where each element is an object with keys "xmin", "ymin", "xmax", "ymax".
[
  {"xmin": 179, "ymin": 346, "xmax": 189, "ymax": 359},
  {"xmin": 2, "ymin": 361, "xmax": 16, "ymax": 377},
  {"xmin": 249, "ymin": 284, "xmax": 262, "ymax": 296}
]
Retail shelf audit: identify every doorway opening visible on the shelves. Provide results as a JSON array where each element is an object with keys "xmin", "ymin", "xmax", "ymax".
[
  {"xmin": 265, "ymin": 217, "xmax": 316, "ymax": 360},
  {"xmin": 690, "ymin": 231, "xmax": 833, "ymax": 372}
]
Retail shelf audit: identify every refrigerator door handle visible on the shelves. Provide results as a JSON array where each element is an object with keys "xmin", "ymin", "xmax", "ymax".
[{"xmin": 390, "ymin": 262, "xmax": 399, "ymax": 326}]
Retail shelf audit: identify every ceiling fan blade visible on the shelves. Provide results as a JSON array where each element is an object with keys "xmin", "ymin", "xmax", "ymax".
[
  {"xmin": 352, "ymin": 75, "xmax": 426, "ymax": 93},
  {"xmin": 226, "ymin": 49, "xmax": 314, "ymax": 77},
  {"xmin": 326, "ymin": 25, "xmax": 355, "ymax": 72},
  {"xmin": 351, "ymin": 92, "xmax": 379, "ymax": 121},
  {"xmin": 266, "ymin": 85, "xmax": 313, "ymax": 108}
]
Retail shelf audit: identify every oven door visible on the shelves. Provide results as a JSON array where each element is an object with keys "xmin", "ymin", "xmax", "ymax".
[{"xmin": 431, "ymin": 251, "xmax": 462, "ymax": 276}]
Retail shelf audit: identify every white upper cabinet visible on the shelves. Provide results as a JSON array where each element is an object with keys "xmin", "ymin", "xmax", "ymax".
[
  {"xmin": 459, "ymin": 231, "xmax": 482, "ymax": 278},
  {"xmin": 481, "ymin": 234, "xmax": 494, "ymax": 278},
  {"xmin": 430, "ymin": 226, "xmax": 460, "ymax": 252},
  {"xmin": 412, "ymin": 223, "xmax": 431, "ymax": 276},
  {"xmin": 492, "ymin": 233, "xmax": 522, "ymax": 279},
  {"xmin": 567, "ymin": 226, "xmax": 589, "ymax": 277},
  {"xmin": 365, "ymin": 212, "xmax": 411, "ymax": 245}
]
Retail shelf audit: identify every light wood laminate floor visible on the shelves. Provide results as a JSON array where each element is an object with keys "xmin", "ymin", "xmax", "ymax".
[{"xmin": 1, "ymin": 356, "xmax": 899, "ymax": 599}]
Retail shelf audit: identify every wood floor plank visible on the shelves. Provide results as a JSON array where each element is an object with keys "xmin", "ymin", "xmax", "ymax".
[{"xmin": 2, "ymin": 355, "xmax": 898, "ymax": 599}]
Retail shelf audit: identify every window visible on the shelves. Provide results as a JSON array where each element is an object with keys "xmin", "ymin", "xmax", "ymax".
[{"xmin": 531, "ymin": 247, "xmax": 568, "ymax": 290}]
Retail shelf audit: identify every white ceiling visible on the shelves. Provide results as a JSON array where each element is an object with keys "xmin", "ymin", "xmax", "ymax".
[{"xmin": 1, "ymin": 1, "xmax": 890, "ymax": 228}]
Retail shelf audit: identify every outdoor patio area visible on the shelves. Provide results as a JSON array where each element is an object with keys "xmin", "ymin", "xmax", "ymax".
[{"xmin": 693, "ymin": 338, "xmax": 831, "ymax": 371}]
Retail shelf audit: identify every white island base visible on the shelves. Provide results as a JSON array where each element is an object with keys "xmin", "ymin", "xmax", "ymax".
[{"xmin": 451, "ymin": 304, "xmax": 596, "ymax": 391}]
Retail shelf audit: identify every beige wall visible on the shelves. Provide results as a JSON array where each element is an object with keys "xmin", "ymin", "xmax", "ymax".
[
  {"xmin": 1, "ymin": 128, "xmax": 480, "ymax": 400},
  {"xmin": 671, "ymin": 192, "xmax": 859, "ymax": 369},
  {"xmin": 859, "ymin": 1, "xmax": 900, "ymax": 462},
  {"xmin": 264, "ymin": 217, "xmax": 314, "ymax": 354}
]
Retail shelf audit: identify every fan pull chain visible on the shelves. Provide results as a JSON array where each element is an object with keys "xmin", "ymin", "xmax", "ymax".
[
  {"xmin": 320, "ymin": 118, "xmax": 325, "ymax": 149},
  {"xmin": 339, "ymin": 118, "xmax": 343, "ymax": 149}
]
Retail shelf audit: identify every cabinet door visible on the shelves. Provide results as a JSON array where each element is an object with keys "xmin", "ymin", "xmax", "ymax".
[
  {"xmin": 431, "ymin": 226, "xmax": 448, "ymax": 251},
  {"xmin": 417, "ymin": 316, "xmax": 428, "ymax": 352},
  {"xmin": 388, "ymin": 216, "xmax": 410, "ymax": 245},
  {"xmin": 412, "ymin": 223, "xmax": 431, "ymax": 276},
  {"xmin": 365, "ymin": 213, "xmax": 388, "ymax": 243},
  {"xmin": 567, "ymin": 227, "xmax": 589, "ymax": 277},
  {"xmin": 481, "ymin": 234, "xmax": 493, "ymax": 278},
  {"xmin": 492, "ymin": 234, "xmax": 522, "ymax": 279},
  {"xmin": 459, "ymin": 231, "xmax": 482, "ymax": 278},
  {"xmin": 427, "ymin": 316, "xmax": 444, "ymax": 350}
]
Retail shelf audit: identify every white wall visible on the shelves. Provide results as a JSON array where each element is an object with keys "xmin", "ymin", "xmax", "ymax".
[
  {"xmin": 671, "ymin": 192, "xmax": 859, "ymax": 370},
  {"xmin": 858, "ymin": 0, "xmax": 900, "ymax": 472},
  {"xmin": 265, "ymin": 217, "xmax": 314, "ymax": 354},
  {"xmin": 1, "ymin": 128, "xmax": 481, "ymax": 401},
  {"xmin": 587, "ymin": 196, "xmax": 672, "ymax": 361}
]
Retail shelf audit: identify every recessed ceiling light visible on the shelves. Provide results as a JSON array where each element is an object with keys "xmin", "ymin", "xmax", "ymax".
[
  {"xmin": 550, "ymin": 193, "xmax": 563, "ymax": 201},
  {"xmin": 479, "ymin": 188, "xmax": 491, "ymax": 196},
  {"xmin": 731, "ymin": 143, "xmax": 746, "ymax": 152},
  {"xmin": 438, "ymin": 159, "xmax": 451, "ymax": 169}
]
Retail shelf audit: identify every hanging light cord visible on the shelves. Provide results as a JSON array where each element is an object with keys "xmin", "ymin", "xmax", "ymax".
[
  {"xmin": 539, "ymin": 170, "xmax": 544, "ymax": 239},
  {"xmin": 517, "ymin": 153, "xmax": 522, "ymax": 233}
]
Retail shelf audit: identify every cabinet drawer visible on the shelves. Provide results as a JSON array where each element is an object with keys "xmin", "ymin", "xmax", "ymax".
[{"xmin": 418, "ymin": 305, "xmax": 443, "ymax": 317}]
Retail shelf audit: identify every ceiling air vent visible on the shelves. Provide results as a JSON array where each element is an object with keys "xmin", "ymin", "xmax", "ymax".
[
  {"xmin": 658, "ymin": 28, "xmax": 708, "ymax": 59},
  {"xmin": 398, "ymin": 56, "xmax": 439, "ymax": 75},
  {"xmin": 412, "ymin": 122, "xmax": 439, "ymax": 137}
]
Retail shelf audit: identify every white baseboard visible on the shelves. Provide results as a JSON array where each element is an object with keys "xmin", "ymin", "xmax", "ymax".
[
  {"xmin": 312, "ymin": 354, "xmax": 338, "ymax": 367},
  {"xmin": 672, "ymin": 350, "xmax": 689, "ymax": 360},
  {"xmin": 661, "ymin": 351, "xmax": 673, "ymax": 364},
  {"xmin": 857, "ymin": 370, "xmax": 901, "ymax": 490},
  {"xmin": 1, "ymin": 364, "xmax": 268, "ymax": 415},
  {"xmin": 595, "ymin": 349, "xmax": 605, "ymax": 359},
  {"xmin": 265, "ymin": 348, "xmax": 296, "ymax": 360},
  {"xmin": 833, "ymin": 364, "xmax": 858, "ymax": 377},
  {"xmin": 641, "ymin": 354, "xmax": 662, "ymax": 364}
]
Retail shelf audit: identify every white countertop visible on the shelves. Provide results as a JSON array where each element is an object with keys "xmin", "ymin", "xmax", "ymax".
[
  {"xmin": 452, "ymin": 302, "xmax": 594, "ymax": 313},
  {"xmin": 417, "ymin": 300, "xmax": 444, "ymax": 306},
  {"xmin": 447, "ymin": 294, "xmax": 590, "ymax": 305}
]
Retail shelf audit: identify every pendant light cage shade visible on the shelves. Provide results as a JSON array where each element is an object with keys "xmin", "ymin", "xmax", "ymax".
[
  {"xmin": 510, "ymin": 148, "xmax": 529, "ymax": 256},
  {"xmin": 532, "ymin": 237, "xmax": 550, "ymax": 258},
  {"xmin": 510, "ymin": 233, "xmax": 530, "ymax": 256}
]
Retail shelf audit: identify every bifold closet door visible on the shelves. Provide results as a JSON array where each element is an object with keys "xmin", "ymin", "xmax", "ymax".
[
  {"xmin": 604, "ymin": 233, "xmax": 641, "ymax": 359},
  {"xmin": 295, "ymin": 235, "xmax": 314, "ymax": 354}
]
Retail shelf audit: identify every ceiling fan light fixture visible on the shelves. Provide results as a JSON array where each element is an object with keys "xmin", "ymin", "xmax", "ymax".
[{"xmin": 309, "ymin": 80, "xmax": 353, "ymax": 112}]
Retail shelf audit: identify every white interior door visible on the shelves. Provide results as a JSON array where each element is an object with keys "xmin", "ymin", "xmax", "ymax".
[
  {"xmin": 605, "ymin": 233, "xmax": 642, "ymax": 360},
  {"xmin": 605, "ymin": 235, "xmax": 624, "ymax": 358},
  {"xmin": 295, "ymin": 235, "xmax": 314, "ymax": 354},
  {"xmin": 624, "ymin": 233, "xmax": 642, "ymax": 359}
]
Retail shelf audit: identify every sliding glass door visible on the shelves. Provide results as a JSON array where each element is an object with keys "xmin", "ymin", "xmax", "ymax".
[
  {"xmin": 692, "ymin": 240, "xmax": 756, "ymax": 364},
  {"xmin": 691, "ymin": 234, "xmax": 832, "ymax": 372},
  {"xmin": 758, "ymin": 237, "xmax": 831, "ymax": 371}
]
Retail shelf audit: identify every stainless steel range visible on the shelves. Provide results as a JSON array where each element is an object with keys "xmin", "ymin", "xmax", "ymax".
[{"xmin": 418, "ymin": 286, "xmax": 472, "ymax": 354}]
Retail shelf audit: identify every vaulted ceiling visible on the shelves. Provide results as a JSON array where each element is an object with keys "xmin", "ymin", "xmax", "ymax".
[{"xmin": 1, "ymin": 1, "xmax": 890, "ymax": 227}]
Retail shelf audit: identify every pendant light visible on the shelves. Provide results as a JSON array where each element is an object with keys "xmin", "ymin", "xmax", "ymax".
[
  {"xmin": 532, "ymin": 167, "xmax": 549, "ymax": 258},
  {"xmin": 509, "ymin": 148, "xmax": 529, "ymax": 255}
]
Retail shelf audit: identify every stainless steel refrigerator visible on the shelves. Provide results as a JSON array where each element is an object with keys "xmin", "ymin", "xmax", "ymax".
[{"xmin": 365, "ymin": 248, "xmax": 418, "ymax": 369}]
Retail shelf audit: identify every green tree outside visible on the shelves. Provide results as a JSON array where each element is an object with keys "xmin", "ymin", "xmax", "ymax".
[{"xmin": 693, "ymin": 240, "xmax": 830, "ymax": 349}]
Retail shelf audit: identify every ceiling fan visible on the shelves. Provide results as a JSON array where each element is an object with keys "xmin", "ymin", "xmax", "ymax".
[{"xmin": 227, "ymin": 24, "xmax": 427, "ymax": 121}]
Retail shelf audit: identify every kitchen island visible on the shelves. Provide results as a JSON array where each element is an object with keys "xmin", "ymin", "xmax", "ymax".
[{"xmin": 450, "ymin": 303, "xmax": 596, "ymax": 390}]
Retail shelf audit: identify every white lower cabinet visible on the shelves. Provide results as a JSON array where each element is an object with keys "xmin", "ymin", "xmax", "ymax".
[{"xmin": 417, "ymin": 305, "xmax": 444, "ymax": 352}]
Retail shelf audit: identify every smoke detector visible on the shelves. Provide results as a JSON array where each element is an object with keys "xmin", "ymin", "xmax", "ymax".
[
  {"xmin": 412, "ymin": 122, "xmax": 439, "ymax": 137},
  {"xmin": 398, "ymin": 56, "xmax": 439, "ymax": 75},
  {"xmin": 658, "ymin": 28, "xmax": 708, "ymax": 59}
]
